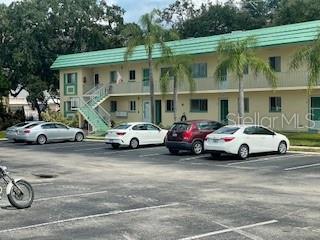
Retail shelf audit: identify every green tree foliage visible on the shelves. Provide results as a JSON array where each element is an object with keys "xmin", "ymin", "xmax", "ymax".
[
  {"xmin": 274, "ymin": 0, "xmax": 320, "ymax": 25},
  {"xmin": 0, "ymin": 0, "xmax": 125, "ymax": 119},
  {"xmin": 290, "ymin": 33, "xmax": 320, "ymax": 90},
  {"xmin": 41, "ymin": 110, "xmax": 79, "ymax": 128},
  {"xmin": 215, "ymin": 37, "xmax": 276, "ymax": 123}
]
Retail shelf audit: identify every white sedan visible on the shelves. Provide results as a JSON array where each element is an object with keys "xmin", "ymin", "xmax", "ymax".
[
  {"xmin": 204, "ymin": 125, "xmax": 290, "ymax": 159},
  {"xmin": 105, "ymin": 122, "xmax": 168, "ymax": 149}
]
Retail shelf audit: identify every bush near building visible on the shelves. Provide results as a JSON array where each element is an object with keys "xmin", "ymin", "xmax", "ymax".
[{"xmin": 41, "ymin": 111, "xmax": 79, "ymax": 128}]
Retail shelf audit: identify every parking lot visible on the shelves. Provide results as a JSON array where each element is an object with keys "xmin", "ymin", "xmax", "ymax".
[{"xmin": 0, "ymin": 140, "xmax": 319, "ymax": 240}]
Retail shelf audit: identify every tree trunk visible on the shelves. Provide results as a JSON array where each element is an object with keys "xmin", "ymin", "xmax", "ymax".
[
  {"xmin": 173, "ymin": 77, "xmax": 178, "ymax": 122},
  {"xmin": 148, "ymin": 51, "xmax": 155, "ymax": 124},
  {"xmin": 238, "ymin": 76, "xmax": 244, "ymax": 124},
  {"xmin": 33, "ymin": 99, "xmax": 43, "ymax": 121}
]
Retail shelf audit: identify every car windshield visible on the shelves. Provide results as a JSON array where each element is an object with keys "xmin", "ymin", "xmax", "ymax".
[
  {"xmin": 214, "ymin": 126, "xmax": 240, "ymax": 134},
  {"xmin": 113, "ymin": 124, "xmax": 131, "ymax": 130},
  {"xmin": 170, "ymin": 123, "xmax": 191, "ymax": 131}
]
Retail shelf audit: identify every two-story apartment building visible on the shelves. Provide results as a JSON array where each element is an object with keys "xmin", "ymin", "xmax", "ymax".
[{"xmin": 51, "ymin": 20, "xmax": 320, "ymax": 133}]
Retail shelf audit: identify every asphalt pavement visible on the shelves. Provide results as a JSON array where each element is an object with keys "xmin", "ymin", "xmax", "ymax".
[{"xmin": 0, "ymin": 140, "xmax": 319, "ymax": 240}]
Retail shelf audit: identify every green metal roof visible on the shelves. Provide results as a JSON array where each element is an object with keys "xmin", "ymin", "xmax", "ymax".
[{"xmin": 51, "ymin": 20, "xmax": 320, "ymax": 70}]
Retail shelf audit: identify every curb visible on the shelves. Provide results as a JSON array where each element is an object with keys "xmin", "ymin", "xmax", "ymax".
[{"xmin": 85, "ymin": 138, "xmax": 105, "ymax": 142}]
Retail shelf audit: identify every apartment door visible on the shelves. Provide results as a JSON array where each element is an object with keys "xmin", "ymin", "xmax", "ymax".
[
  {"xmin": 155, "ymin": 100, "xmax": 162, "ymax": 125},
  {"xmin": 220, "ymin": 99, "xmax": 229, "ymax": 124},
  {"xmin": 310, "ymin": 97, "xmax": 320, "ymax": 129},
  {"xmin": 143, "ymin": 101, "xmax": 151, "ymax": 122}
]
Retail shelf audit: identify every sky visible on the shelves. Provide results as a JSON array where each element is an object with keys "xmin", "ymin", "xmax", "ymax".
[{"xmin": 0, "ymin": 0, "xmax": 227, "ymax": 23}]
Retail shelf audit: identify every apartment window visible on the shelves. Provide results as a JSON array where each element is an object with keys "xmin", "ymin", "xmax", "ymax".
[
  {"xmin": 143, "ymin": 68, "xmax": 150, "ymax": 86},
  {"xmin": 166, "ymin": 100, "xmax": 174, "ymax": 112},
  {"xmin": 243, "ymin": 64, "xmax": 249, "ymax": 75},
  {"xmin": 129, "ymin": 70, "xmax": 136, "ymax": 81},
  {"xmin": 66, "ymin": 73, "xmax": 77, "ymax": 84},
  {"xmin": 192, "ymin": 63, "xmax": 207, "ymax": 78},
  {"xmin": 129, "ymin": 100, "xmax": 136, "ymax": 112},
  {"xmin": 161, "ymin": 67, "xmax": 174, "ymax": 79},
  {"xmin": 269, "ymin": 97, "xmax": 281, "ymax": 112},
  {"xmin": 110, "ymin": 101, "xmax": 117, "ymax": 112},
  {"xmin": 244, "ymin": 97, "xmax": 249, "ymax": 113},
  {"xmin": 238, "ymin": 97, "xmax": 249, "ymax": 113},
  {"xmin": 94, "ymin": 74, "xmax": 99, "ymax": 85},
  {"xmin": 190, "ymin": 99, "xmax": 208, "ymax": 112},
  {"xmin": 110, "ymin": 71, "xmax": 117, "ymax": 83},
  {"xmin": 218, "ymin": 67, "xmax": 227, "ymax": 81},
  {"xmin": 269, "ymin": 56, "xmax": 281, "ymax": 72}
]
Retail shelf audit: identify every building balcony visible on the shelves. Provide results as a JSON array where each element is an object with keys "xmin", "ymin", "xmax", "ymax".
[{"xmin": 87, "ymin": 71, "xmax": 313, "ymax": 96}]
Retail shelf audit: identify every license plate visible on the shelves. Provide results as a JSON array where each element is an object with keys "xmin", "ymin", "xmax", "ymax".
[{"xmin": 209, "ymin": 139, "xmax": 219, "ymax": 143}]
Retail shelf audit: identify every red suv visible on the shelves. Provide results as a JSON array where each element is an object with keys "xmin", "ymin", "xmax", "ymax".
[{"xmin": 165, "ymin": 120, "xmax": 224, "ymax": 155}]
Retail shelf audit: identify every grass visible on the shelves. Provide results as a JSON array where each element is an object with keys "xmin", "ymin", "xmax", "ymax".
[
  {"xmin": 282, "ymin": 132, "xmax": 320, "ymax": 147},
  {"xmin": 0, "ymin": 131, "xmax": 5, "ymax": 139}
]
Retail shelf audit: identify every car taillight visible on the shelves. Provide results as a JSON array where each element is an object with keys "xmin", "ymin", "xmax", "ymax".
[
  {"xmin": 116, "ymin": 132, "xmax": 126, "ymax": 136},
  {"xmin": 183, "ymin": 131, "xmax": 192, "ymax": 140},
  {"xmin": 223, "ymin": 137, "xmax": 235, "ymax": 142},
  {"xmin": 24, "ymin": 129, "xmax": 31, "ymax": 134},
  {"xmin": 205, "ymin": 136, "xmax": 209, "ymax": 141}
]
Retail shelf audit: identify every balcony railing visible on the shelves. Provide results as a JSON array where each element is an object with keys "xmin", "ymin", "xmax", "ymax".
[{"xmin": 94, "ymin": 71, "xmax": 312, "ymax": 96}]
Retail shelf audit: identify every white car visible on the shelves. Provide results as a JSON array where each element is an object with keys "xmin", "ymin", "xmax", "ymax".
[
  {"xmin": 105, "ymin": 122, "xmax": 168, "ymax": 149},
  {"xmin": 204, "ymin": 125, "xmax": 290, "ymax": 159}
]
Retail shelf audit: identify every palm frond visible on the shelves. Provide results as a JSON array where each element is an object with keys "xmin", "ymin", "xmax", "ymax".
[
  {"xmin": 249, "ymin": 56, "xmax": 277, "ymax": 88},
  {"xmin": 290, "ymin": 46, "xmax": 310, "ymax": 70},
  {"xmin": 214, "ymin": 58, "xmax": 235, "ymax": 82}
]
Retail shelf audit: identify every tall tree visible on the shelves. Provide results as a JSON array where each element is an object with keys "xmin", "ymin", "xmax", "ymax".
[
  {"xmin": 290, "ymin": 33, "xmax": 320, "ymax": 90},
  {"xmin": 215, "ymin": 37, "xmax": 276, "ymax": 124},
  {"xmin": 123, "ymin": 10, "xmax": 177, "ymax": 123},
  {"xmin": 178, "ymin": 2, "xmax": 242, "ymax": 38},
  {"xmin": 157, "ymin": 53, "xmax": 194, "ymax": 122},
  {"xmin": 274, "ymin": 0, "xmax": 320, "ymax": 25},
  {"xmin": 2, "ymin": 0, "xmax": 125, "ymax": 118}
]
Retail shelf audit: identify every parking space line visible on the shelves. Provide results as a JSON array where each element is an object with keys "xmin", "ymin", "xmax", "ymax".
[
  {"xmin": 177, "ymin": 220, "xmax": 278, "ymax": 240},
  {"xmin": 284, "ymin": 163, "xmax": 320, "ymax": 171},
  {"xmin": 210, "ymin": 219, "xmax": 264, "ymax": 240},
  {"xmin": 139, "ymin": 153, "xmax": 161, "ymax": 157},
  {"xmin": 215, "ymin": 165, "xmax": 257, "ymax": 170},
  {"xmin": 179, "ymin": 156, "xmax": 206, "ymax": 161},
  {"xmin": 73, "ymin": 147, "xmax": 107, "ymax": 152},
  {"xmin": 228, "ymin": 154, "xmax": 308, "ymax": 166},
  {"xmin": 0, "ymin": 203, "xmax": 179, "ymax": 233},
  {"xmin": 34, "ymin": 190, "xmax": 109, "ymax": 202},
  {"xmin": 32, "ymin": 182, "xmax": 54, "ymax": 186}
]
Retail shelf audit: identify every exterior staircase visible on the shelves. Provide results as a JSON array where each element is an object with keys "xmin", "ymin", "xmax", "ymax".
[{"xmin": 71, "ymin": 85, "xmax": 110, "ymax": 134}]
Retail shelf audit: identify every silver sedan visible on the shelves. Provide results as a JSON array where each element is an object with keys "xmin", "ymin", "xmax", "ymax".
[
  {"xmin": 16, "ymin": 122, "xmax": 85, "ymax": 145},
  {"xmin": 6, "ymin": 121, "xmax": 43, "ymax": 142}
]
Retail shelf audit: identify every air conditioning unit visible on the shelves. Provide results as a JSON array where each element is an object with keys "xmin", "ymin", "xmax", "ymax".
[{"xmin": 115, "ymin": 111, "xmax": 128, "ymax": 118}]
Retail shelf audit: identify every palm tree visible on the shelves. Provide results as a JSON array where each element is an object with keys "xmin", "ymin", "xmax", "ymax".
[
  {"xmin": 123, "ymin": 11, "xmax": 177, "ymax": 124},
  {"xmin": 290, "ymin": 33, "xmax": 320, "ymax": 90},
  {"xmin": 157, "ymin": 53, "xmax": 194, "ymax": 122},
  {"xmin": 215, "ymin": 36, "xmax": 276, "ymax": 124}
]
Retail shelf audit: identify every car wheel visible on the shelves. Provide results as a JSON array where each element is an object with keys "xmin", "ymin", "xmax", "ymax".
[
  {"xmin": 210, "ymin": 152, "xmax": 221, "ymax": 159},
  {"xmin": 74, "ymin": 132, "xmax": 84, "ymax": 142},
  {"xmin": 37, "ymin": 135, "xmax": 47, "ymax": 145},
  {"xmin": 278, "ymin": 141, "xmax": 287, "ymax": 154},
  {"xmin": 169, "ymin": 149, "xmax": 179, "ymax": 155},
  {"xmin": 238, "ymin": 144, "xmax": 249, "ymax": 160},
  {"xmin": 130, "ymin": 138, "xmax": 139, "ymax": 149},
  {"xmin": 111, "ymin": 143, "xmax": 120, "ymax": 149},
  {"xmin": 192, "ymin": 141, "xmax": 203, "ymax": 155}
]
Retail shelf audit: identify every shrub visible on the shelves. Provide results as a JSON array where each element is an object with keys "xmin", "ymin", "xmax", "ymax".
[{"xmin": 41, "ymin": 111, "xmax": 79, "ymax": 127}]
